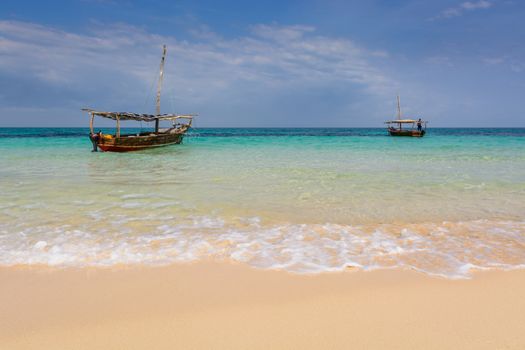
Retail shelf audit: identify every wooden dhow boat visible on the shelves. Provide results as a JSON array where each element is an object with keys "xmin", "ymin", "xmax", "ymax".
[
  {"xmin": 385, "ymin": 96, "xmax": 427, "ymax": 137},
  {"xmin": 83, "ymin": 45, "xmax": 196, "ymax": 152}
]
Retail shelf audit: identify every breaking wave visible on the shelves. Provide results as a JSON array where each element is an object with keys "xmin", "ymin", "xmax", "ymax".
[{"xmin": 1, "ymin": 216, "xmax": 524, "ymax": 279}]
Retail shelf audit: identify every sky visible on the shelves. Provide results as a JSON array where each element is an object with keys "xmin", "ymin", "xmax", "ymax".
[{"xmin": 0, "ymin": 0, "xmax": 524, "ymax": 127}]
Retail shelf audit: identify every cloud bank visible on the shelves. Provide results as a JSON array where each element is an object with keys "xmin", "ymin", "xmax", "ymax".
[{"xmin": 0, "ymin": 20, "xmax": 394, "ymax": 126}]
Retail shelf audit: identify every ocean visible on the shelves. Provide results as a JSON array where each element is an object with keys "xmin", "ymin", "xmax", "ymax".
[{"xmin": 1, "ymin": 127, "xmax": 524, "ymax": 278}]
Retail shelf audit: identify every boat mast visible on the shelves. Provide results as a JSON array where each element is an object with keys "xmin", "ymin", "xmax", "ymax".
[
  {"xmin": 397, "ymin": 95, "xmax": 401, "ymax": 120},
  {"xmin": 396, "ymin": 95, "xmax": 402, "ymax": 130},
  {"xmin": 155, "ymin": 45, "xmax": 167, "ymax": 133}
]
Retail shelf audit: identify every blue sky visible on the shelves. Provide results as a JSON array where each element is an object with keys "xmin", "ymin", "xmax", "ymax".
[{"xmin": 0, "ymin": 0, "xmax": 524, "ymax": 127}]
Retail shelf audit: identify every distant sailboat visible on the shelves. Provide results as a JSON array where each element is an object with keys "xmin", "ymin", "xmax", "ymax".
[
  {"xmin": 83, "ymin": 45, "xmax": 196, "ymax": 152},
  {"xmin": 385, "ymin": 96, "xmax": 427, "ymax": 137}
]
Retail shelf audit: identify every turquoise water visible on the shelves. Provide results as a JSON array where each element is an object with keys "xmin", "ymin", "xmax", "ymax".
[{"xmin": 1, "ymin": 128, "xmax": 524, "ymax": 277}]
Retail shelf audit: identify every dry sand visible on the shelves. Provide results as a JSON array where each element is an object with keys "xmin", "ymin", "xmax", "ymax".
[{"xmin": 1, "ymin": 263, "xmax": 524, "ymax": 349}]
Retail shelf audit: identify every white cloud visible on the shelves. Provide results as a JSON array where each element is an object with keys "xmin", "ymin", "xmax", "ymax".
[
  {"xmin": 481, "ymin": 56, "xmax": 524, "ymax": 73},
  {"xmin": 251, "ymin": 24, "xmax": 315, "ymax": 41},
  {"xmin": 482, "ymin": 57, "xmax": 505, "ymax": 65},
  {"xmin": 461, "ymin": 1, "xmax": 493, "ymax": 10},
  {"xmin": 426, "ymin": 56, "xmax": 454, "ymax": 66},
  {"xmin": 510, "ymin": 63, "xmax": 524, "ymax": 73},
  {"xmin": 432, "ymin": 0, "xmax": 493, "ymax": 20}
]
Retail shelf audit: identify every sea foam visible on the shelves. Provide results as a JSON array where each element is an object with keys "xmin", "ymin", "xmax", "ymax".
[{"xmin": 1, "ymin": 217, "xmax": 524, "ymax": 279}]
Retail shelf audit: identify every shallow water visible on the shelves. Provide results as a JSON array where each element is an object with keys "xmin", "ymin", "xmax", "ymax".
[{"xmin": 1, "ymin": 127, "xmax": 524, "ymax": 278}]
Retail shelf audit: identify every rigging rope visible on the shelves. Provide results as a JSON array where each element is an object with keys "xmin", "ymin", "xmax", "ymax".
[{"xmin": 142, "ymin": 62, "xmax": 159, "ymax": 132}]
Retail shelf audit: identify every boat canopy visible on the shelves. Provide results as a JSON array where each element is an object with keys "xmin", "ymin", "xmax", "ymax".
[
  {"xmin": 385, "ymin": 119, "xmax": 424, "ymax": 124},
  {"xmin": 82, "ymin": 108, "xmax": 195, "ymax": 122}
]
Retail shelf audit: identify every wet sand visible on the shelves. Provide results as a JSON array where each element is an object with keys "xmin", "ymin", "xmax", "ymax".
[{"xmin": 1, "ymin": 263, "xmax": 524, "ymax": 349}]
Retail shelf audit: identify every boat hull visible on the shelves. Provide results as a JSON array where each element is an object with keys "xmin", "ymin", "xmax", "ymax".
[
  {"xmin": 92, "ymin": 129, "xmax": 187, "ymax": 152},
  {"xmin": 388, "ymin": 129, "xmax": 426, "ymax": 137}
]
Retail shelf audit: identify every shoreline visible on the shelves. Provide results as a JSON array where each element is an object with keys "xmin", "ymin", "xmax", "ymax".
[{"xmin": 2, "ymin": 263, "xmax": 525, "ymax": 349}]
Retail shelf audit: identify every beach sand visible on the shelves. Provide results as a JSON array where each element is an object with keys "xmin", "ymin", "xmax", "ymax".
[{"xmin": 1, "ymin": 263, "xmax": 524, "ymax": 349}]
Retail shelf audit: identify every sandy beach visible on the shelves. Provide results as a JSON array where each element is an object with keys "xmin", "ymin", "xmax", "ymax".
[{"xmin": 1, "ymin": 263, "xmax": 524, "ymax": 349}]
